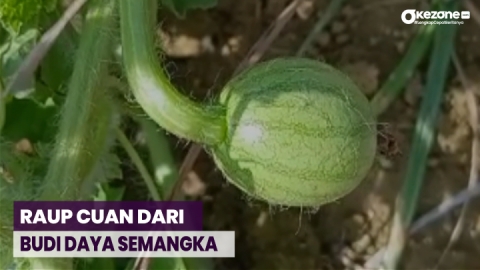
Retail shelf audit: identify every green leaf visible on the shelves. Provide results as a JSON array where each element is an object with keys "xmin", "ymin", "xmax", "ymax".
[
  {"xmin": 0, "ymin": 82, "xmax": 4, "ymax": 134},
  {"xmin": 1, "ymin": 98, "xmax": 58, "ymax": 143},
  {"xmin": 0, "ymin": 28, "xmax": 39, "ymax": 80},
  {"xmin": 0, "ymin": 1, "xmax": 69, "ymax": 102},
  {"xmin": 89, "ymin": 258, "xmax": 116, "ymax": 270},
  {"xmin": 0, "ymin": 29, "xmax": 39, "ymax": 100},
  {"xmin": 160, "ymin": 0, "xmax": 217, "ymax": 18},
  {"xmin": 91, "ymin": 151, "xmax": 124, "ymax": 202},
  {"xmin": 93, "ymin": 182, "xmax": 125, "ymax": 201},
  {"xmin": 76, "ymin": 258, "xmax": 116, "ymax": 270},
  {"xmin": 0, "ymin": 0, "xmax": 58, "ymax": 34},
  {"xmin": 0, "ymin": 24, "xmax": 6, "ymax": 43},
  {"xmin": 92, "ymin": 151, "xmax": 123, "ymax": 183},
  {"xmin": 35, "ymin": 6, "xmax": 79, "ymax": 98},
  {"xmin": 38, "ymin": 22, "xmax": 78, "ymax": 94},
  {"xmin": 149, "ymin": 257, "xmax": 214, "ymax": 270},
  {"xmin": 89, "ymin": 149, "xmax": 124, "ymax": 202},
  {"xmin": 0, "ymin": 140, "xmax": 51, "ymax": 201}
]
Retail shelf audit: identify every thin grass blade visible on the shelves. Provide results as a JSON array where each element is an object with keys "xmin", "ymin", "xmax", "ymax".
[
  {"xmin": 137, "ymin": 118, "xmax": 214, "ymax": 270},
  {"xmin": 141, "ymin": 118, "xmax": 179, "ymax": 199},
  {"xmin": 370, "ymin": 23, "xmax": 436, "ymax": 116},
  {"xmin": 296, "ymin": 0, "xmax": 347, "ymax": 57},
  {"xmin": 380, "ymin": 1, "xmax": 459, "ymax": 268}
]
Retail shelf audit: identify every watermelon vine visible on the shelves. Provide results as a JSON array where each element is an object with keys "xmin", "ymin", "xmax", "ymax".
[
  {"xmin": 38, "ymin": 0, "xmax": 117, "ymax": 202},
  {"xmin": 1, "ymin": 0, "xmax": 119, "ymax": 269},
  {"xmin": 119, "ymin": 0, "xmax": 226, "ymax": 146},
  {"xmin": 120, "ymin": 0, "xmax": 377, "ymax": 207}
]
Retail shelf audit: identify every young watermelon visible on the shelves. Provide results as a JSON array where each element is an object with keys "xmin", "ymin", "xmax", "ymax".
[
  {"xmin": 118, "ymin": 2, "xmax": 376, "ymax": 207},
  {"xmin": 210, "ymin": 57, "xmax": 377, "ymax": 207}
]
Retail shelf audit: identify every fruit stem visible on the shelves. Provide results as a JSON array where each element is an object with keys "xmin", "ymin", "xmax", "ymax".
[{"xmin": 119, "ymin": 0, "xmax": 226, "ymax": 146}]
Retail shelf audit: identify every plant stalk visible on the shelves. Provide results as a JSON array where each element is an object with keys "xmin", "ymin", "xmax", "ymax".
[
  {"xmin": 39, "ymin": 0, "xmax": 117, "ymax": 202},
  {"xmin": 119, "ymin": 0, "xmax": 226, "ymax": 146},
  {"xmin": 33, "ymin": 1, "xmax": 118, "ymax": 267}
]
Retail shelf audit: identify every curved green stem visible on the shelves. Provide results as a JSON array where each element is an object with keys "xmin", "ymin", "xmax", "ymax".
[{"xmin": 119, "ymin": 0, "xmax": 226, "ymax": 146}]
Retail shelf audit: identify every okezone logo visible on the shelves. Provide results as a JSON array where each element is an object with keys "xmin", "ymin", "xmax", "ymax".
[{"xmin": 401, "ymin": 10, "xmax": 470, "ymax": 25}]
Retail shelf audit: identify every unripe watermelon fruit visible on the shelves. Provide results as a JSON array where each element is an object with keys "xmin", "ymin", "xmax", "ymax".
[{"xmin": 210, "ymin": 58, "xmax": 377, "ymax": 207}]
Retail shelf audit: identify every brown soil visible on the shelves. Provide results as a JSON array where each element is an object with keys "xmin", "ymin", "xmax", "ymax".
[{"xmin": 157, "ymin": 0, "xmax": 480, "ymax": 269}]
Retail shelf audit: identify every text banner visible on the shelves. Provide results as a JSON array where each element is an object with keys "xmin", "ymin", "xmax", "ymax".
[
  {"xmin": 14, "ymin": 201, "xmax": 203, "ymax": 231},
  {"xmin": 14, "ymin": 231, "xmax": 235, "ymax": 258}
]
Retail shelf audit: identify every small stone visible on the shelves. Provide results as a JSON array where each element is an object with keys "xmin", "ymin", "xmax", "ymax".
[
  {"xmin": 182, "ymin": 171, "xmax": 206, "ymax": 197},
  {"xmin": 342, "ymin": 5, "xmax": 355, "ymax": 18},
  {"xmin": 403, "ymin": 72, "xmax": 423, "ymax": 105},
  {"xmin": 422, "ymin": 235, "xmax": 434, "ymax": 245},
  {"xmin": 15, "ymin": 139, "xmax": 34, "ymax": 155},
  {"xmin": 201, "ymin": 195, "xmax": 214, "ymax": 202},
  {"xmin": 256, "ymin": 211, "xmax": 268, "ymax": 227},
  {"xmin": 375, "ymin": 229, "xmax": 390, "ymax": 247},
  {"xmin": 316, "ymin": 32, "xmax": 331, "ymax": 47},
  {"xmin": 193, "ymin": 78, "xmax": 201, "ymax": 88},
  {"xmin": 378, "ymin": 157, "xmax": 394, "ymax": 169},
  {"xmin": 331, "ymin": 21, "xmax": 347, "ymax": 34},
  {"xmin": 201, "ymin": 36, "xmax": 215, "ymax": 53},
  {"xmin": 427, "ymin": 158, "xmax": 440, "ymax": 167},
  {"xmin": 340, "ymin": 247, "xmax": 355, "ymax": 266},
  {"xmin": 0, "ymin": 166, "xmax": 14, "ymax": 183},
  {"xmin": 296, "ymin": 0, "xmax": 314, "ymax": 20},
  {"xmin": 392, "ymin": 30, "xmax": 402, "ymax": 38},
  {"xmin": 352, "ymin": 214, "xmax": 366, "ymax": 225},
  {"xmin": 353, "ymin": 264, "xmax": 366, "ymax": 270},
  {"xmin": 467, "ymin": 54, "xmax": 474, "ymax": 62},
  {"xmin": 221, "ymin": 44, "xmax": 230, "ymax": 56},
  {"xmin": 350, "ymin": 19, "xmax": 359, "ymax": 30},
  {"xmin": 366, "ymin": 246, "xmax": 376, "ymax": 255},
  {"xmin": 227, "ymin": 36, "xmax": 242, "ymax": 53},
  {"xmin": 352, "ymin": 234, "xmax": 372, "ymax": 252},
  {"xmin": 335, "ymin": 34, "xmax": 350, "ymax": 45},
  {"xmin": 367, "ymin": 209, "xmax": 375, "ymax": 220},
  {"xmin": 396, "ymin": 41, "xmax": 406, "ymax": 53},
  {"xmin": 161, "ymin": 34, "xmax": 202, "ymax": 57},
  {"xmin": 340, "ymin": 61, "xmax": 379, "ymax": 95}
]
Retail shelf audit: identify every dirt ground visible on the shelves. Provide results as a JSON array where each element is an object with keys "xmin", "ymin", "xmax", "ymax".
[{"xmin": 155, "ymin": 0, "xmax": 480, "ymax": 269}]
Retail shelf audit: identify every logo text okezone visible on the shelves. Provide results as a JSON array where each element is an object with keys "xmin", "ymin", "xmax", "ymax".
[{"xmin": 401, "ymin": 10, "xmax": 470, "ymax": 24}]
